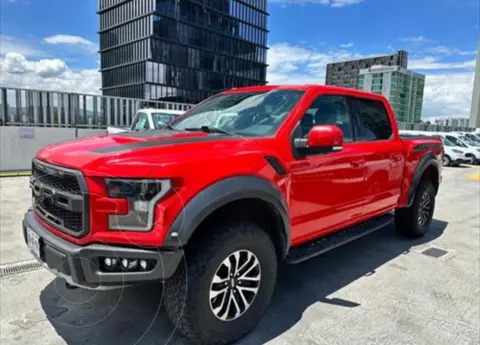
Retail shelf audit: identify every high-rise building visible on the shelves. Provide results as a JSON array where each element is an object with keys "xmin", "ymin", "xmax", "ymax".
[
  {"xmin": 98, "ymin": 0, "xmax": 268, "ymax": 104},
  {"xmin": 325, "ymin": 50, "xmax": 408, "ymax": 89},
  {"xmin": 357, "ymin": 65, "xmax": 425, "ymax": 123},
  {"xmin": 469, "ymin": 44, "xmax": 479, "ymax": 128}
]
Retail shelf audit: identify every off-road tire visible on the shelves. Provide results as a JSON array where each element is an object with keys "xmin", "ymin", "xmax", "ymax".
[
  {"xmin": 395, "ymin": 180, "xmax": 435, "ymax": 238},
  {"xmin": 163, "ymin": 221, "xmax": 278, "ymax": 345}
]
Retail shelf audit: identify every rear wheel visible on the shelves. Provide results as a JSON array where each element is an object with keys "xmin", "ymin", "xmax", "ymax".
[
  {"xmin": 164, "ymin": 222, "xmax": 278, "ymax": 345},
  {"xmin": 395, "ymin": 180, "xmax": 435, "ymax": 238}
]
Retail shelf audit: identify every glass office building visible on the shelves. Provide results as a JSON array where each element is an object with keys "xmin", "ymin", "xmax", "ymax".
[
  {"xmin": 98, "ymin": 0, "xmax": 269, "ymax": 104},
  {"xmin": 357, "ymin": 65, "xmax": 425, "ymax": 123}
]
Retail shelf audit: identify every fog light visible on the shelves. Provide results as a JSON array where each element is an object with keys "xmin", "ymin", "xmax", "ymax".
[
  {"xmin": 121, "ymin": 259, "xmax": 129, "ymax": 269},
  {"xmin": 104, "ymin": 258, "xmax": 112, "ymax": 267},
  {"xmin": 140, "ymin": 260, "xmax": 147, "ymax": 270}
]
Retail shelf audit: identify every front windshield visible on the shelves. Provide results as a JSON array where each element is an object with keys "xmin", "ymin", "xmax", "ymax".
[
  {"xmin": 171, "ymin": 90, "xmax": 305, "ymax": 136},
  {"xmin": 465, "ymin": 134, "xmax": 480, "ymax": 143},
  {"xmin": 443, "ymin": 138, "xmax": 455, "ymax": 147},
  {"xmin": 152, "ymin": 113, "xmax": 179, "ymax": 129},
  {"xmin": 459, "ymin": 136, "xmax": 480, "ymax": 146}
]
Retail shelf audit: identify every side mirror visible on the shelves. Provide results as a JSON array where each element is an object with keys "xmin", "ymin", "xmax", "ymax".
[{"xmin": 294, "ymin": 125, "xmax": 344, "ymax": 156}]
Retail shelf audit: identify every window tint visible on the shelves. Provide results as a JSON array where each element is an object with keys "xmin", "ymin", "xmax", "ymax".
[
  {"xmin": 297, "ymin": 95, "xmax": 353, "ymax": 142},
  {"xmin": 351, "ymin": 98, "xmax": 392, "ymax": 141},
  {"xmin": 131, "ymin": 112, "xmax": 149, "ymax": 130}
]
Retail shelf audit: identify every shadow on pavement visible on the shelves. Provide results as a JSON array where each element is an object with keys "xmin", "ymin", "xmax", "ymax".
[{"xmin": 40, "ymin": 219, "xmax": 448, "ymax": 345}]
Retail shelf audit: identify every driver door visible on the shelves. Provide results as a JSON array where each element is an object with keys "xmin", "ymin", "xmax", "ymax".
[{"xmin": 288, "ymin": 94, "xmax": 367, "ymax": 242}]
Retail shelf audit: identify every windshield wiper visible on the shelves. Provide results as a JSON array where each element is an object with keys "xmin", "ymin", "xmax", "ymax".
[{"xmin": 184, "ymin": 126, "xmax": 234, "ymax": 136}]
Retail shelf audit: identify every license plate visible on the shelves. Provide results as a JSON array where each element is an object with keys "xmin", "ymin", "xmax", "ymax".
[{"xmin": 26, "ymin": 227, "xmax": 40, "ymax": 258}]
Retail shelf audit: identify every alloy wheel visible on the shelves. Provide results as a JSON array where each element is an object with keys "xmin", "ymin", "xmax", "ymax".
[
  {"xmin": 417, "ymin": 190, "xmax": 432, "ymax": 226},
  {"xmin": 209, "ymin": 250, "xmax": 261, "ymax": 322}
]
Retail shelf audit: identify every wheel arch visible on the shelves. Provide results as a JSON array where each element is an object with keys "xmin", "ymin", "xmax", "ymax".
[
  {"xmin": 406, "ymin": 152, "xmax": 440, "ymax": 207},
  {"xmin": 163, "ymin": 176, "xmax": 291, "ymax": 259}
]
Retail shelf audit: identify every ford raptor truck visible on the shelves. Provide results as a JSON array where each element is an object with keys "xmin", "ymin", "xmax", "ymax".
[{"xmin": 23, "ymin": 85, "xmax": 442, "ymax": 345}]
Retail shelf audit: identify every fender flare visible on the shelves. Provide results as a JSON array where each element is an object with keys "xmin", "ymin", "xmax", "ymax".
[
  {"xmin": 163, "ymin": 176, "xmax": 291, "ymax": 255},
  {"xmin": 406, "ymin": 152, "xmax": 440, "ymax": 207}
]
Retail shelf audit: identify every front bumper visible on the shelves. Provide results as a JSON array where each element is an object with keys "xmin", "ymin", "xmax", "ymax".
[{"xmin": 23, "ymin": 210, "xmax": 183, "ymax": 290}]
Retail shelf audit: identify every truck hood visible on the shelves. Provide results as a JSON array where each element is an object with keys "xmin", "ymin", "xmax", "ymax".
[{"xmin": 36, "ymin": 130, "xmax": 252, "ymax": 176}]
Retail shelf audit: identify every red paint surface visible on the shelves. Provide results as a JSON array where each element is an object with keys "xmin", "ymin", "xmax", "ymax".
[{"xmin": 35, "ymin": 85, "xmax": 443, "ymax": 248}]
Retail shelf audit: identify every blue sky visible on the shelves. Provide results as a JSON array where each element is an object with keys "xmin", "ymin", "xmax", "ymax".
[{"xmin": 0, "ymin": 0, "xmax": 478, "ymax": 119}]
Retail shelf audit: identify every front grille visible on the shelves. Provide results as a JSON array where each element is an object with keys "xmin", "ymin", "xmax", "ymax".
[
  {"xmin": 32, "ymin": 162, "xmax": 81, "ymax": 194},
  {"xmin": 31, "ymin": 159, "xmax": 89, "ymax": 237}
]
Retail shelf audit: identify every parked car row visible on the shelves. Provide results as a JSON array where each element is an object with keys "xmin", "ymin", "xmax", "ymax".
[{"xmin": 400, "ymin": 130, "xmax": 480, "ymax": 166}]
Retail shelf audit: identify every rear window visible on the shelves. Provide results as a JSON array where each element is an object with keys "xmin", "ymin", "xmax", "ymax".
[{"xmin": 351, "ymin": 97, "xmax": 393, "ymax": 141}]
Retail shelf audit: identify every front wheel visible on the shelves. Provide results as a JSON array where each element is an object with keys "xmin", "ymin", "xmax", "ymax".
[
  {"xmin": 443, "ymin": 155, "xmax": 451, "ymax": 166},
  {"xmin": 164, "ymin": 222, "xmax": 278, "ymax": 345},
  {"xmin": 395, "ymin": 180, "xmax": 436, "ymax": 238}
]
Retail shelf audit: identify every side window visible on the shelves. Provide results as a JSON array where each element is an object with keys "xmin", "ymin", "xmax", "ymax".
[
  {"xmin": 297, "ymin": 95, "xmax": 354, "ymax": 142},
  {"xmin": 351, "ymin": 97, "xmax": 392, "ymax": 141},
  {"xmin": 131, "ymin": 113, "xmax": 149, "ymax": 130}
]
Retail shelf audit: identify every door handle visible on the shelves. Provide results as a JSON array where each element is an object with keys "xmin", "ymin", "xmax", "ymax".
[{"xmin": 350, "ymin": 159, "xmax": 365, "ymax": 168}]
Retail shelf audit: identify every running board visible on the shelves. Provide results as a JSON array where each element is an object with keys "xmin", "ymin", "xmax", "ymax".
[{"xmin": 286, "ymin": 213, "xmax": 394, "ymax": 264}]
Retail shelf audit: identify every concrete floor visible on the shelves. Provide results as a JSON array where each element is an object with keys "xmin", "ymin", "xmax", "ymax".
[{"xmin": 1, "ymin": 166, "xmax": 479, "ymax": 345}]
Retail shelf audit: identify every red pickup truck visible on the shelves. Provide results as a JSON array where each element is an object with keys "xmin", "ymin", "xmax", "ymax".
[{"xmin": 24, "ymin": 85, "xmax": 442, "ymax": 345}]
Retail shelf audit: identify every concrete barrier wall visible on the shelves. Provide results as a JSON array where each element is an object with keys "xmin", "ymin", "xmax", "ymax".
[
  {"xmin": 76, "ymin": 128, "xmax": 106, "ymax": 138},
  {"xmin": 0, "ymin": 127, "xmax": 104, "ymax": 172}
]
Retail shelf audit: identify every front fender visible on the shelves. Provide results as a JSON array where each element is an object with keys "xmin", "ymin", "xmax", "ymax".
[{"xmin": 162, "ymin": 176, "xmax": 291, "ymax": 253}]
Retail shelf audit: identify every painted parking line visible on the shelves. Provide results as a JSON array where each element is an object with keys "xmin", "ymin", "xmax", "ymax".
[
  {"xmin": 467, "ymin": 173, "xmax": 480, "ymax": 181},
  {"xmin": 0, "ymin": 171, "xmax": 31, "ymax": 177}
]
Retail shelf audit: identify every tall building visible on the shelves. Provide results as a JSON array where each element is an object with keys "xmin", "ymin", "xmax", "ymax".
[
  {"xmin": 98, "ymin": 0, "xmax": 268, "ymax": 104},
  {"xmin": 325, "ymin": 50, "xmax": 408, "ymax": 89},
  {"xmin": 469, "ymin": 44, "xmax": 479, "ymax": 128},
  {"xmin": 357, "ymin": 65, "xmax": 425, "ymax": 123},
  {"xmin": 434, "ymin": 117, "xmax": 469, "ymax": 127}
]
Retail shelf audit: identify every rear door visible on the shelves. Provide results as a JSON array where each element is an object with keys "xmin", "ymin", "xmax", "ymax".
[{"xmin": 347, "ymin": 97, "xmax": 404, "ymax": 217}]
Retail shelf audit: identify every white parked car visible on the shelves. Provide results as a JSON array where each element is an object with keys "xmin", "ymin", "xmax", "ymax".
[
  {"xmin": 399, "ymin": 130, "xmax": 468, "ymax": 166},
  {"xmin": 106, "ymin": 109, "xmax": 184, "ymax": 134},
  {"xmin": 451, "ymin": 132, "xmax": 480, "ymax": 145},
  {"xmin": 441, "ymin": 132, "xmax": 480, "ymax": 164},
  {"xmin": 441, "ymin": 137, "xmax": 469, "ymax": 166}
]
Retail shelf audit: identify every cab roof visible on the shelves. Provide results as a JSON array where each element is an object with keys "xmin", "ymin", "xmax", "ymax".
[{"xmin": 223, "ymin": 84, "xmax": 388, "ymax": 102}]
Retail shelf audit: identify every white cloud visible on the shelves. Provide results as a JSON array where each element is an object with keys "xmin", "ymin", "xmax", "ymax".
[
  {"xmin": 0, "ymin": 52, "xmax": 100, "ymax": 94},
  {"xmin": 400, "ymin": 36, "xmax": 430, "ymax": 44},
  {"xmin": 340, "ymin": 42, "xmax": 354, "ymax": 48},
  {"xmin": 426, "ymin": 46, "xmax": 477, "ymax": 56},
  {"xmin": 423, "ymin": 72, "xmax": 475, "ymax": 118},
  {"xmin": 44, "ymin": 34, "xmax": 97, "ymax": 53},
  {"xmin": 409, "ymin": 57, "xmax": 476, "ymax": 70},
  {"xmin": 270, "ymin": 0, "xmax": 364, "ymax": 7},
  {"xmin": 0, "ymin": 35, "xmax": 46, "ymax": 57},
  {"xmin": 267, "ymin": 42, "xmax": 476, "ymax": 119}
]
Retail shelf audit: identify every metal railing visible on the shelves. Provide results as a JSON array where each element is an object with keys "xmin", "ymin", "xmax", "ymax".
[
  {"xmin": 0, "ymin": 86, "xmax": 474, "ymax": 132},
  {"xmin": 0, "ymin": 87, "xmax": 194, "ymax": 128}
]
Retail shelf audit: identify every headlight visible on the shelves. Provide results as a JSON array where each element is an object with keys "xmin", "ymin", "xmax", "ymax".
[
  {"xmin": 106, "ymin": 179, "xmax": 171, "ymax": 231},
  {"xmin": 452, "ymin": 149, "xmax": 463, "ymax": 154}
]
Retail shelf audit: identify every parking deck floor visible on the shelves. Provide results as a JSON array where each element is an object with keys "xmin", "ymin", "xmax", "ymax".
[{"xmin": 1, "ymin": 166, "xmax": 479, "ymax": 345}]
